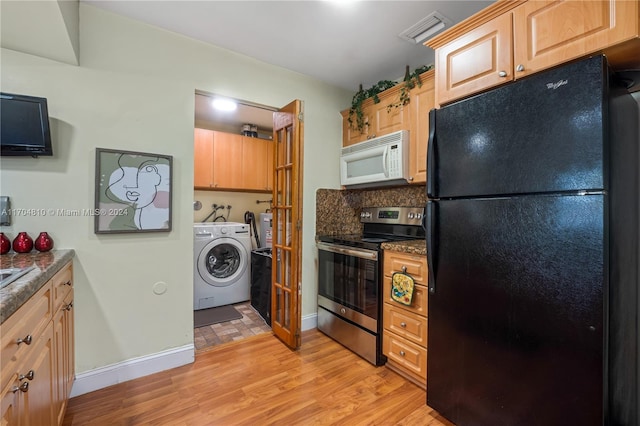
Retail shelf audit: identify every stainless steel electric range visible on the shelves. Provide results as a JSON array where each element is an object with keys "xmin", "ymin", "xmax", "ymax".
[{"xmin": 316, "ymin": 206, "xmax": 425, "ymax": 365}]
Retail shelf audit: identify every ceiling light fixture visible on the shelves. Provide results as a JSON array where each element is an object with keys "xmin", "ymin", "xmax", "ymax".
[
  {"xmin": 212, "ymin": 98, "xmax": 237, "ymax": 112},
  {"xmin": 399, "ymin": 11, "xmax": 451, "ymax": 44}
]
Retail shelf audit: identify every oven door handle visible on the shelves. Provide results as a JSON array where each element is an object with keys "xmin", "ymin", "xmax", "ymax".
[{"xmin": 317, "ymin": 242, "xmax": 378, "ymax": 261}]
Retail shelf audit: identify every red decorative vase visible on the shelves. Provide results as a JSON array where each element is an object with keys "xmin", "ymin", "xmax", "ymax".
[
  {"xmin": 12, "ymin": 232, "xmax": 33, "ymax": 253},
  {"xmin": 34, "ymin": 232, "xmax": 54, "ymax": 252},
  {"xmin": 0, "ymin": 233, "xmax": 10, "ymax": 255}
]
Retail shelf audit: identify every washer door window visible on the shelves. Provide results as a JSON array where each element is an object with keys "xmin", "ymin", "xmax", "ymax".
[{"xmin": 197, "ymin": 238, "xmax": 248, "ymax": 287}]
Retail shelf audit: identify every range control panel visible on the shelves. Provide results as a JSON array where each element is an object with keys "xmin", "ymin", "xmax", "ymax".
[{"xmin": 360, "ymin": 207, "xmax": 424, "ymax": 225}]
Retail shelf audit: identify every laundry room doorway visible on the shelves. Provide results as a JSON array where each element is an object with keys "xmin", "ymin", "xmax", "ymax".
[{"xmin": 192, "ymin": 92, "xmax": 304, "ymax": 353}]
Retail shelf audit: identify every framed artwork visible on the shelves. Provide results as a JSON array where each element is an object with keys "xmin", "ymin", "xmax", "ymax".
[{"xmin": 94, "ymin": 148, "xmax": 172, "ymax": 234}]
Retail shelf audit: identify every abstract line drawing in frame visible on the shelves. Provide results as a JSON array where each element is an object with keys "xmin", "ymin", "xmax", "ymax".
[{"xmin": 95, "ymin": 148, "xmax": 172, "ymax": 234}]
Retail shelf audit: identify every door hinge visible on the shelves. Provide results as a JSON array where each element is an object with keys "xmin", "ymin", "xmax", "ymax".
[
  {"xmin": 298, "ymin": 113, "xmax": 304, "ymax": 122},
  {"xmin": 296, "ymin": 220, "xmax": 302, "ymax": 230}
]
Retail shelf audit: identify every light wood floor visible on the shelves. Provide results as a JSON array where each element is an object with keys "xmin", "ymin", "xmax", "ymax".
[{"xmin": 63, "ymin": 329, "xmax": 452, "ymax": 425}]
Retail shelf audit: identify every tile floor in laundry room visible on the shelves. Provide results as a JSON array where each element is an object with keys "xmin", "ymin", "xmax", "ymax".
[{"xmin": 194, "ymin": 302, "xmax": 272, "ymax": 351}]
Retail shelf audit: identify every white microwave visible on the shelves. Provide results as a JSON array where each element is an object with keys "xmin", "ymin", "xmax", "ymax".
[{"xmin": 340, "ymin": 130, "xmax": 409, "ymax": 188}]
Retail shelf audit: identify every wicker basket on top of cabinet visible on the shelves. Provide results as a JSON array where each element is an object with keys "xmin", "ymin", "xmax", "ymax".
[{"xmin": 382, "ymin": 250, "xmax": 428, "ymax": 387}]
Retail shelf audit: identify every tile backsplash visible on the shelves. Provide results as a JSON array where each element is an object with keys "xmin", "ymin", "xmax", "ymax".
[{"xmin": 316, "ymin": 186, "xmax": 426, "ymax": 236}]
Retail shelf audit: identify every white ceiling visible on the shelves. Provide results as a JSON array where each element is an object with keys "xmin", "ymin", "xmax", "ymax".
[
  {"xmin": 83, "ymin": 0, "xmax": 492, "ymax": 92},
  {"xmin": 82, "ymin": 0, "xmax": 492, "ymax": 132}
]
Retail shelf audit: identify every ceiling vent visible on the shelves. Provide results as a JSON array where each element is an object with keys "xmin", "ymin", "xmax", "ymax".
[{"xmin": 399, "ymin": 11, "xmax": 452, "ymax": 44}]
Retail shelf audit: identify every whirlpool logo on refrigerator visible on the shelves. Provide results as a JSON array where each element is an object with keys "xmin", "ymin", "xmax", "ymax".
[{"xmin": 546, "ymin": 79, "xmax": 568, "ymax": 90}]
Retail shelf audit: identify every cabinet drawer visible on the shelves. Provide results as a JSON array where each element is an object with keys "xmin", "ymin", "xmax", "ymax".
[
  {"xmin": 383, "ymin": 303, "xmax": 427, "ymax": 346},
  {"xmin": 51, "ymin": 262, "xmax": 73, "ymax": 313},
  {"xmin": 0, "ymin": 282, "xmax": 52, "ymax": 390},
  {"xmin": 383, "ymin": 279, "xmax": 428, "ymax": 317},
  {"xmin": 383, "ymin": 333, "xmax": 427, "ymax": 380},
  {"xmin": 383, "ymin": 251, "xmax": 428, "ymax": 284}
]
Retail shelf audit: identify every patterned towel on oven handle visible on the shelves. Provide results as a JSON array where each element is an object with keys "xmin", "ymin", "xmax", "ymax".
[{"xmin": 391, "ymin": 271, "xmax": 415, "ymax": 306}]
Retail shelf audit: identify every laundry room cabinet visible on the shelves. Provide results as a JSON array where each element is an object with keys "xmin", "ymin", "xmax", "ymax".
[{"xmin": 194, "ymin": 128, "xmax": 273, "ymax": 192}]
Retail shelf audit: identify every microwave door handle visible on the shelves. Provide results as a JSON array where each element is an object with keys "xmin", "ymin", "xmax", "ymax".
[{"xmin": 382, "ymin": 146, "xmax": 389, "ymax": 177}]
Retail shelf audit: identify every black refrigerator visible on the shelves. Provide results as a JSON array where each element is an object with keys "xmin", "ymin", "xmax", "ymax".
[{"xmin": 425, "ymin": 55, "xmax": 639, "ymax": 426}]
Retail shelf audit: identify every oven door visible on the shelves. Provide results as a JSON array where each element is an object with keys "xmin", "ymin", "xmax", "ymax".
[{"xmin": 317, "ymin": 242, "xmax": 379, "ymax": 333}]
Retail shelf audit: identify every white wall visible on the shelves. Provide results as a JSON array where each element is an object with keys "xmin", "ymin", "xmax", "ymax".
[{"xmin": 0, "ymin": 4, "xmax": 349, "ymax": 378}]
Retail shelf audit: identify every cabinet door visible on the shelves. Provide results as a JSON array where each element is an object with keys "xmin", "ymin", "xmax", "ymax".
[
  {"xmin": 212, "ymin": 131, "xmax": 243, "ymax": 189},
  {"xmin": 1, "ymin": 378, "xmax": 20, "ymax": 426},
  {"xmin": 383, "ymin": 251, "xmax": 429, "ymax": 284},
  {"xmin": 266, "ymin": 139, "xmax": 274, "ymax": 191},
  {"xmin": 53, "ymin": 291, "xmax": 73, "ymax": 426},
  {"xmin": 341, "ymin": 109, "xmax": 370, "ymax": 147},
  {"xmin": 242, "ymin": 137, "xmax": 270, "ymax": 191},
  {"xmin": 20, "ymin": 324, "xmax": 55, "ymax": 426},
  {"xmin": 408, "ymin": 72, "xmax": 435, "ymax": 184},
  {"xmin": 436, "ymin": 12, "xmax": 513, "ymax": 106},
  {"xmin": 513, "ymin": 0, "xmax": 639, "ymax": 77},
  {"xmin": 370, "ymin": 95, "xmax": 408, "ymax": 139},
  {"xmin": 194, "ymin": 128, "xmax": 214, "ymax": 188},
  {"xmin": 382, "ymin": 332, "xmax": 428, "ymax": 380},
  {"xmin": 383, "ymin": 303, "xmax": 428, "ymax": 346}
]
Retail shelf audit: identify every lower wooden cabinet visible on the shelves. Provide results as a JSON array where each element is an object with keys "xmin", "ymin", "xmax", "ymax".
[
  {"xmin": 382, "ymin": 250, "xmax": 428, "ymax": 387},
  {"xmin": 0, "ymin": 260, "xmax": 74, "ymax": 426}
]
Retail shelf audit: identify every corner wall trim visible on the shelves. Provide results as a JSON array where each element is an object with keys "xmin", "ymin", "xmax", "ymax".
[
  {"xmin": 302, "ymin": 312, "xmax": 317, "ymax": 331},
  {"xmin": 69, "ymin": 344, "xmax": 195, "ymax": 397}
]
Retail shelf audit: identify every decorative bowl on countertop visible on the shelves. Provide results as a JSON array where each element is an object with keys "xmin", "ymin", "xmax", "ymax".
[
  {"xmin": 0, "ymin": 233, "xmax": 10, "ymax": 255},
  {"xmin": 34, "ymin": 232, "xmax": 54, "ymax": 252},
  {"xmin": 12, "ymin": 232, "xmax": 33, "ymax": 253}
]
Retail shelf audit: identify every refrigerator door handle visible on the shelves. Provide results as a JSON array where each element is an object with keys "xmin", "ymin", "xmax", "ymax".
[
  {"xmin": 426, "ymin": 108, "xmax": 437, "ymax": 198},
  {"xmin": 426, "ymin": 200, "xmax": 437, "ymax": 294}
]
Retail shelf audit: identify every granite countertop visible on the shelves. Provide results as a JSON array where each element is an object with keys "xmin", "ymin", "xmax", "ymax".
[
  {"xmin": 381, "ymin": 239, "xmax": 427, "ymax": 256},
  {"xmin": 0, "ymin": 249, "xmax": 75, "ymax": 324}
]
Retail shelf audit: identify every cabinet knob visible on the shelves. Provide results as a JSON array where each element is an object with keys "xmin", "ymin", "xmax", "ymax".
[
  {"xmin": 516, "ymin": 64, "xmax": 525, "ymax": 72},
  {"xmin": 19, "ymin": 370, "xmax": 35, "ymax": 381},
  {"xmin": 408, "ymin": 177, "xmax": 413, "ymax": 181},
  {"xmin": 402, "ymin": 266, "xmax": 407, "ymax": 273},
  {"xmin": 399, "ymin": 351, "xmax": 406, "ymax": 357},
  {"xmin": 12, "ymin": 382, "xmax": 29, "ymax": 393},
  {"xmin": 16, "ymin": 334, "xmax": 32, "ymax": 346},
  {"xmin": 498, "ymin": 71, "xmax": 507, "ymax": 78},
  {"xmin": 400, "ymin": 322, "xmax": 407, "ymax": 328}
]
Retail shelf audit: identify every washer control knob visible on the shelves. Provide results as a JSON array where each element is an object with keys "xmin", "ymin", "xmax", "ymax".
[
  {"xmin": 220, "ymin": 227, "xmax": 227, "ymax": 234},
  {"xmin": 408, "ymin": 212, "xmax": 415, "ymax": 219}
]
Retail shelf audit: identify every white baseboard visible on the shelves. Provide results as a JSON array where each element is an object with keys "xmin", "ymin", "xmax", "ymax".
[
  {"xmin": 302, "ymin": 312, "xmax": 317, "ymax": 331},
  {"xmin": 71, "ymin": 315, "xmax": 317, "ymax": 398},
  {"xmin": 69, "ymin": 344, "xmax": 194, "ymax": 397}
]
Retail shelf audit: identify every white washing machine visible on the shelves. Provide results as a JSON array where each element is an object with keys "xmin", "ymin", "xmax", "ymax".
[{"xmin": 194, "ymin": 222, "xmax": 251, "ymax": 310}]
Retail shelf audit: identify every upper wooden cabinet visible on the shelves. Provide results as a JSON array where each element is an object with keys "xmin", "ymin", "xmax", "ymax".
[
  {"xmin": 427, "ymin": 0, "xmax": 640, "ymax": 106},
  {"xmin": 340, "ymin": 70, "xmax": 435, "ymax": 185},
  {"xmin": 341, "ymin": 85, "xmax": 409, "ymax": 147},
  {"xmin": 408, "ymin": 71, "xmax": 435, "ymax": 184},
  {"xmin": 212, "ymin": 131, "xmax": 244, "ymax": 190},
  {"xmin": 194, "ymin": 128, "xmax": 214, "ymax": 188},
  {"xmin": 194, "ymin": 129, "xmax": 273, "ymax": 192},
  {"xmin": 341, "ymin": 107, "xmax": 371, "ymax": 146},
  {"xmin": 433, "ymin": 12, "xmax": 513, "ymax": 106}
]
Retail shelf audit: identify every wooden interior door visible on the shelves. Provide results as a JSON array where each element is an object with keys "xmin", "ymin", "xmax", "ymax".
[{"xmin": 271, "ymin": 100, "xmax": 303, "ymax": 349}]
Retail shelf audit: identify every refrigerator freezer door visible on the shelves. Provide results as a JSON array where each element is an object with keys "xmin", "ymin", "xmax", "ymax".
[
  {"xmin": 430, "ymin": 55, "xmax": 607, "ymax": 199},
  {"xmin": 427, "ymin": 194, "xmax": 604, "ymax": 425}
]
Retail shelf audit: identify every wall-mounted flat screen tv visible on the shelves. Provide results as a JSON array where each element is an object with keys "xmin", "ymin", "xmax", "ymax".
[{"xmin": 1, "ymin": 92, "xmax": 53, "ymax": 157}]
